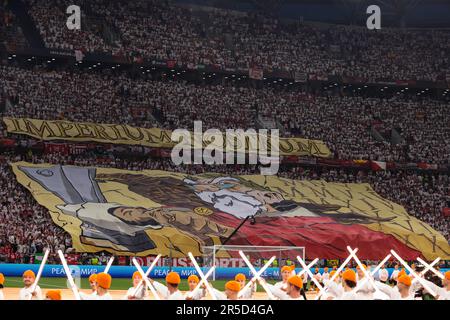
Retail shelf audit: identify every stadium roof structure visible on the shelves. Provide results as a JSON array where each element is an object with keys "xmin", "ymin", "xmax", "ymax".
[{"xmin": 177, "ymin": 0, "xmax": 450, "ymax": 27}]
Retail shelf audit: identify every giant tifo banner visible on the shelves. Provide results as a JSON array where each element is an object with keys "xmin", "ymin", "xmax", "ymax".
[
  {"xmin": 11, "ymin": 162, "xmax": 450, "ymax": 260},
  {"xmin": 3, "ymin": 118, "xmax": 331, "ymax": 158}
]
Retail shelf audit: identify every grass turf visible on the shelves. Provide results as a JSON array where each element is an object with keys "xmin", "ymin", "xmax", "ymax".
[{"xmin": 5, "ymin": 277, "xmax": 281, "ymax": 292}]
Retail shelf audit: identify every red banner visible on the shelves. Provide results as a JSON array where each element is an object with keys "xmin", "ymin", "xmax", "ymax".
[
  {"xmin": 44, "ymin": 143, "xmax": 69, "ymax": 155},
  {"xmin": 443, "ymin": 208, "xmax": 450, "ymax": 217}
]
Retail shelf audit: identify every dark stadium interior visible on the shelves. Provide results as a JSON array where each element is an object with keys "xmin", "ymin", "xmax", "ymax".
[{"xmin": 0, "ymin": 0, "xmax": 449, "ymax": 270}]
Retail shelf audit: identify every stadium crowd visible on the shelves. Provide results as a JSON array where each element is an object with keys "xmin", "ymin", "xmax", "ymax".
[
  {"xmin": 22, "ymin": 0, "xmax": 450, "ymax": 82},
  {"xmin": 0, "ymin": 152, "xmax": 448, "ymax": 264},
  {"xmin": 0, "ymin": 0, "xmax": 448, "ymax": 267},
  {"xmin": 1, "ymin": 64, "xmax": 449, "ymax": 164}
]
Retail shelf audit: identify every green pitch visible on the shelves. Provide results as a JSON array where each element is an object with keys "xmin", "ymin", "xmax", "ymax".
[{"xmin": 5, "ymin": 277, "xmax": 281, "ymax": 292}]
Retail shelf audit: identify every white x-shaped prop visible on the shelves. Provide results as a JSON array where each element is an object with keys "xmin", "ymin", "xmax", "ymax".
[
  {"xmin": 239, "ymin": 251, "xmax": 276, "ymax": 300},
  {"xmin": 354, "ymin": 253, "xmax": 391, "ymax": 293},
  {"xmin": 416, "ymin": 257, "xmax": 444, "ymax": 280},
  {"xmin": 58, "ymin": 250, "xmax": 81, "ymax": 300},
  {"xmin": 347, "ymin": 246, "xmax": 385, "ymax": 295},
  {"xmin": 29, "ymin": 249, "xmax": 50, "ymax": 300},
  {"xmin": 296, "ymin": 256, "xmax": 327, "ymax": 297},
  {"xmin": 188, "ymin": 252, "xmax": 218, "ymax": 300},
  {"xmin": 315, "ymin": 248, "xmax": 358, "ymax": 300},
  {"xmin": 238, "ymin": 255, "xmax": 276, "ymax": 299},
  {"xmin": 296, "ymin": 258, "xmax": 319, "ymax": 277},
  {"xmin": 132, "ymin": 257, "xmax": 161, "ymax": 300},
  {"xmin": 186, "ymin": 266, "xmax": 216, "ymax": 300},
  {"xmin": 103, "ymin": 256, "xmax": 115, "ymax": 274},
  {"xmin": 132, "ymin": 254, "xmax": 161, "ymax": 297},
  {"xmin": 390, "ymin": 250, "xmax": 437, "ymax": 297}
]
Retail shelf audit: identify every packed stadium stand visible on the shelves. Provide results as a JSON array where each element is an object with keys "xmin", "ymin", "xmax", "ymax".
[{"xmin": 0, "ymin": 0, "xmax": 449, "ymax": 266}]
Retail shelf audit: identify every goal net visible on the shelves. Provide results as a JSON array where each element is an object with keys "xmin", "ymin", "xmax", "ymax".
[{"xmin": 202, "ymin": 245, "xmax": 305, "ymax": 280}]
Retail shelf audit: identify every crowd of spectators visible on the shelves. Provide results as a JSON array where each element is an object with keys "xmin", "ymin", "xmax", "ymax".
[
  {"xmin": 0, "ymin": 151, "xmax": 448, "ymax": 264},
  {"xmin": 0, "ymin": 8, "xmax": 27, "ymax": 51},
  {"xmin": 1, "ymin": 64, "xmax": 449, "ymax": 164},
  {"xmin": 0, "ymin": 0, "xmax": 448, "ymax": 264},
  {"xmin": 21, "ymin": 0, "xmax": 450, "ymax": 82}
]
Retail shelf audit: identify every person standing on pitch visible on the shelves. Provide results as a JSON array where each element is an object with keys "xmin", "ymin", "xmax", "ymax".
[
  {"xmin": 149, "ymin": 272, "xmax": 184, "ymax": 300},
  {"xmin": 235, "ymin": 273, "xmax": 256, "ymax": 299},
  {"xmin": 88, "ymin": 274, "xmax": 98, "ymax": 295},
  {"xmin": 19, "ymin": 270, "xmax": 43, "ymax": 300},
  {"xmin": 263, "ymin": 275, "xmax": 305, "ymax": 300},
  {"xmin": 80, "ymin": 273, "xmax": 112, "ymax": 300},
  {"xmin": 211, "ymin": 281, "xmax": 241, "ymax": 300},
  {"xmin": 95, "ymin": 273, "xmax": 112, "ymax": 300},
  {"xmin": 378, "ymin": 265, "xmax": 389, "ymax": 284},
  {"xmin": 335, "ymin": 269, "xmax": 358, "ymax": 300},
  {"xmin": 274, "ymin": 265, "xmax": 295, "ymax": 291},
  {"xmin": 390, "ymin": 265, "xmax": 400, "ymax": 285},
  {"xmin": 321, "ymin": 270, "xmax": 341, "ymax": 300},
  {"xmin": 418, "ymin": 271, "xmax": 450, "ymax": 300},
  {"xmin": 375, "ymin": 274, "xmax": 414, "ymax": 300},
  {"xmin": 124, "ymin": 272, "xmax": 147, "ymax": 300},
  {"xmin": 322, "ymin": 267, "xmax": 330, "ymax": 281},
  {"xmin": 184, "ymin": 275, "xmax": 206, "ymax": 300},
  {"xmin": 79, "ymin": 273, "xmax": 99, "ymax": 299},
  {"xmin": 0, "ymin": 273, "xmax": 4, "ymax": 300}
]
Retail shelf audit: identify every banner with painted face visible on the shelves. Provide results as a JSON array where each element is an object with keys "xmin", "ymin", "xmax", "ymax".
[{"xmin": 11, "ymin": 162, "xmax": 450, "ymax": 260}]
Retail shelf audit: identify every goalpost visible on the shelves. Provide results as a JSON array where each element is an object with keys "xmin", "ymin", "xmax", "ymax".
[{"xmin": 202, "ymin": 245, "xmax": 306, "ymax": 281}]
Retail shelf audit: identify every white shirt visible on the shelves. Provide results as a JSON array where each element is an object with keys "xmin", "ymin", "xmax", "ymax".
[
  {"xmin": 390, "ymin": 269, "xmax": 400, "ymax": 280},
  {"xmin": 123, "ymin": 286, "xmax": 147, "ymax": 300},
  {"xmin": 321, "ymin": 280, "xmax": 343, "ymax": 300},
  {"xmin": 79, "ymin": 291, "xmax": 97, "ymax": 300},
  {"xmin": 374, "ymin": 281, "xmax": 414, "ymax": 300},
  {"xmin": 338, "ymin": 290, "xmax": 358, "ymax": 300},
  {"xmin": 421, "ymin": 279, "xmax": 450, "ymax": 300},
  {"xmin": 378, "ymin": 269, "xmax": 389, "ymax": 282},
  {"xmin": 266, "ymin": 283, "xmax": 304, "ymax": 300},
  {"xmin": 19, "ymin": 286, "xmax": 43, "ymax": 300},
  {"xmin": 322, "ymin": 272, "xmax": 330, "ymax": 281},
  {"xmin": 184, "ymin": 287, "xmax": 207, "ymax": 300},
  {"xmin": 239, "ymin": 283, "xmax": 256, "ymax": 299},
  {"xmin": 95, "ymin": 293, "xmax": 113, "ymax": 300},
  {"xmin": 273, "ymin": 281, "xmax": 288, "ymax": 291},
  {"xmin": 314, "ymin": 273, "xmax": 322, "ymax": 282},
  {"xmin": 152, "ymin": 281, "xmax": 184, "ymax": 300}
]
